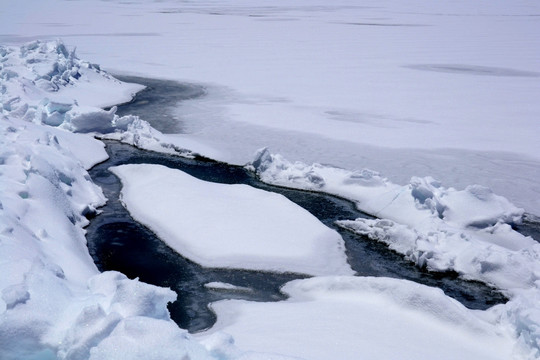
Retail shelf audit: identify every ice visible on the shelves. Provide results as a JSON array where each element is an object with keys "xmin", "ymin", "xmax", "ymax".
[
  {"xmin": 0, "ymin": 113, "xmax": 217, "ymax": 359},
  {"xmin": 251, "ymin": 150, "xmax": 538, "ymax": 288},
  {"xmin": 2, "ymin": 1, "xmax": 540, "ymax": 358},
  {"xmin": 248, "ymin": 149, "xmax": 540, "ymax": 357},
  {"xmin": 110, "ymin": 163, "xmax": 353, "ymax": 276},
  {"xmin": 87, "ymin": 317, "xmax": 213, "ymax": 360},
  {"xmin": 0, "ymin": 43, "xmax": 221, "ymax": 360},
  {"xmin": 4, "ymin": 0, "xmax": 538, "ymax": 213},
  {"xmin": 200, "ymin": 276, "xmax": 520, "ymax": 360}
]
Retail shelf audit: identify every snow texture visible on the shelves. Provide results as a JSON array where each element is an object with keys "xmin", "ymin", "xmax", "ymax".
[
  {"xmin": 250, "ymin": 148, "xmax": 540, "ymax": 358},
  {"xmin": 201, "ymin": 276, "xmax": 521, "ymax": 360},
  {"xmin": 2, "ymin": 1, "xmax": 540, "ymax": 357},
  {"xmin": 111, "ymin": 163, "xmax": 353, "ymax": 276}
]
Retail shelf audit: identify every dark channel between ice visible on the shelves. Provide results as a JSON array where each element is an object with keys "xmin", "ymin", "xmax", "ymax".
[{"xmin": 86, "ymin": 76, "xmax": 508, "ymax": 333}]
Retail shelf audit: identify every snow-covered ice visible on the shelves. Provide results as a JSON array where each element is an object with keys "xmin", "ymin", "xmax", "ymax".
[
  {"xmin": 0, "ymin": 41, "xmax": 237, "ymax": 360},
  {"xmin": 2, "ymin": 0, "xmax": 539, "ymax": 214},
  {"xmin": 200, "ymin": 276, "xmax": 520, "ymax": 360},
  {"xmin": 2, "ymin": 0, "xmax": 540, "ymax": 358},
  {"xmin": 111, "ymin": 163, "xmax": 352, "ymax": 276},
  {"xmin": 251, "ymin": 149, "xmax": 538, "ymax": 290}
]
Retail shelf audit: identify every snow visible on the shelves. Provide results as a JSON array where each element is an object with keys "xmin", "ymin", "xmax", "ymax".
[
  {"xmin": 2, "ymin": 1, "xmax": 540, "ymax": 359},
  {"xmin": 2, "ymin": 0, "xmax": 538, "ymax": 214},
  {"xmin": 250, "ymin": 148, "xmax": 540, "ymax": 357},
  {"xmin": 199, "ymin": 276, "xmax": 520, "ymax": 360},
  {"xmin": 250, "ymin": 149, "xmax": 539, "ymax": 288},
  {"xmin": 0, "ymin": 113, "xmax": 220, "ymax": 359},
  {"xmin": 110, "ymin": 163, "xmax": 352, "ymax": 276},
  {"xmin": 0, "ymin": 42, "xmax": 224, "ymax": 360}
]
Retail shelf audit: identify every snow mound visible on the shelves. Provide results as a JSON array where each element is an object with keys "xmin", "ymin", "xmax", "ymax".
[{"xmin": 111, "ymin": 163, "xmax": 353, "ymax": 276}]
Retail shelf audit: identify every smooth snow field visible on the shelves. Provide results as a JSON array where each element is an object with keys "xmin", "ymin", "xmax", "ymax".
[{"xmin": 2, "ymin": 1, "xmax": 540, "ymax": 359}]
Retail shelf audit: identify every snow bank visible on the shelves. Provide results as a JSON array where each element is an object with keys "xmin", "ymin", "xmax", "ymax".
[
  {"xmin": 200, "ymin": 276, "xmax": 521, "ymax": 360},
  {"xmin": 111, "ymin": 163, "xmax": 353, "ymax": 276}
]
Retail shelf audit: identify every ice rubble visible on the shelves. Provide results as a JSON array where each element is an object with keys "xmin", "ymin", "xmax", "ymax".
[
  {"xmin": 249, "ymin": 147, "xmax": 540, "ymax": 357},
  {"xmin": 110, "ymin": 163, "xmax": 353, "ymax": 276}
]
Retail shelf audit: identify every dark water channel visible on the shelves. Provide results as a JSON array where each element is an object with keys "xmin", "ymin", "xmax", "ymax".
[{"xmin": 87, "ymin": 76, "xmax": 507, "ymax": 333}]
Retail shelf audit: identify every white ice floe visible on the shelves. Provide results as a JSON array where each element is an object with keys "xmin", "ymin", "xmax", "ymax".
[
  {"xmin": 111, "ymin": 163, "xmax": 353, "ymax": 276},
  {"xmin": 200, "ymin": 276, "xmax": 522, "ymax": 360}
]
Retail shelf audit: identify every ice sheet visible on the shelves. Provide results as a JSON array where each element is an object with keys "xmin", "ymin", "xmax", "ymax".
[{"xmin": 2, "ymin": 1, "xmax": 540, "ymax": 358}]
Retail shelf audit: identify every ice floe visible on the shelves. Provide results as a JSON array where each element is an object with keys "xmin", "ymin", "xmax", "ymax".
[
  {"xmin": 111, "ymin": 163, "xmax": 353, "ymax": 276},
  {"xmin": 200, "ymin": 276, "xmax": 521, "ymax": 360}
]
